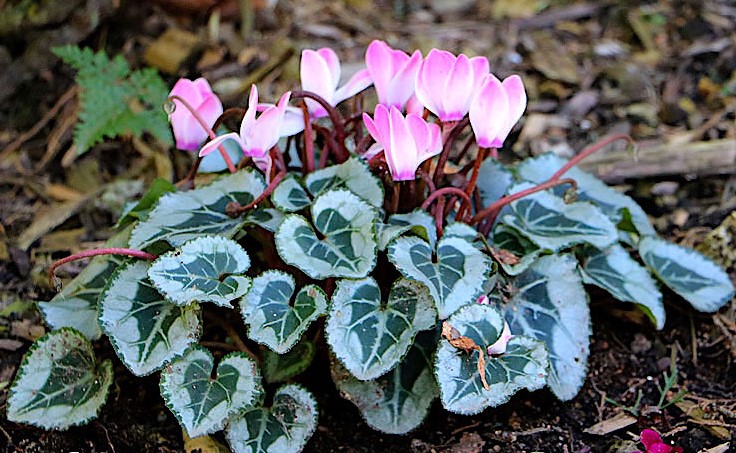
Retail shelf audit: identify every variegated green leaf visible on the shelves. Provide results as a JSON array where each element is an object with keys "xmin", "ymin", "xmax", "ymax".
[
  {"xmin": 435, "ymin": 305, "xmax": 548, "ymax": 415},
  {"xmin": 490, "ymin": 224, "xmax": 542, "ymax": 275},
  {"xmin": 130, "ymin": 170, "xmax": 266, "ymax": 249},
  {"xmin": 7, "ymin": 329, "xmax": 113, "ymax": 430},
  {"xmin": 305, "ymin": 157, "xmax": 383, "ymax": 208},
  {"xmin": 332, "ymin": 329, "xmax": 438, "ymax": 434},
  {"xmin": 476, "ymin": 158, "xmax": 514, "ymax": 208},
  {"xmin": 160, "ymin": 346, "xmax": 262, "ymax": 438},
  {"xmin": 581, "ymin": 245, "xmax": 664, "ymax": 329},
  {"xmin": 245, "ymin": 207, "xmax": 284, "ymax": 233},
  {"xmin": 275, "ymin": 189, "xmax": 378, "ymax": 279},
  {"xmin": 443, "ymin": 222, "xmax": 479, "ymax": 243},
  {"xmin": 377, "ymin": 210, "xmax": 437, "ymax": 250},
  {"xmin": 39, "ymin": 226, "xmax": 131, "ymax": 340},
  {"xmin": 262, "ymin": 340, "xmax": 316, "ymax": 384},
  {"xmin": 501, "ymin": 182, "xmax": 618, "ymax": 252},
  {"xmin": 272, "ymin": 174, "xmax": 311, "ymax": 212},
  {"xmin": 241, "ymin": 271, "xmax": 327, "ymax": 354},
  {"xmin": 226, "ymin": 384, "xmax": 317, "ymax": 453},
  {"xmin": 148, "ymin": 236, "xmax": 251, "ymax": 308},
  {"xmin": 326, "ymin": 277, "xmax": 436, "ymax": 381},
  {"xmin": 495, "ymin": 254, "xmax": 590, "ymax": 401},
  {"xmin": 99, "ymin": 261, "xmax": 201, "ymax": 376},
  {"xmin": 639, "ymin": 236, "xmax": 735, "ymax": 312},
  {"xmin": 516, "ymin": 153, "xmax": 656, "ymax": 239},
  {"xmin": 388, "ymin": 236, "xmax": 493, "ymax": 319}
]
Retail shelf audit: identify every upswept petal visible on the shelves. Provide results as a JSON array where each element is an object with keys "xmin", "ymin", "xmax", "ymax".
[
  {"xmin": 405, "ymin": 94, "xmax": 424, "ymax": 116},
  {"xmin": 492, "ymin": 74, "xmax": 527, "ymax": 147},
  {"xmin": 365, "ymin": 104, "xmax": 391, "ymax": 144},
  {"xmin": 406, "ymin": 113, "xmax": 432, "ymax": 152},
  {"xmin": 441, "ymin": 54, "xmax": 474, "ymax": 121},
  {"xmin": 333, "ymin": 68, "xmax": 372, "ymax": 105},
  {"xmin": 387, "ymin": 107, "xmax": 419, "ymax": 180},
  {"xmin": 470, "ymin": 56, "xmax": 490, "ymax": 91},
  {"xmin": 316, "ymin": 48, "xmax": 341, "ymax": 91},
  {"xmin": 362, "ymin": 112, "xmax": 382, "ymax": 144},
  {"xmin": 362, "ymin": 142, "xmax": 384, "ymax": 160},
  {"xmin": 192, "ymin": 78, "xmax": 216, "ymax": 99},
  {"xmin": 240, "ymin": 85, "xmax": 259, "ymax": 138},
  {"xmin": 170, "ymin": 78, "xmax": 205, "ymax": 107},
  {"xmin": 257, "ymin": 104, "xmax": 305, "ymax": 137},
  {"xmin": 197, "ymin": 95, "xmax": 224, "ymax": 130},
  {"xmin": 171, "ymin": 106, "xmax": 207, "ymax": 151},
  {"xmin": 243, "ymin": 91, "xmax": 291, "ymax": 157},
  {"xmin": 469, "ymin": 74, "xmax": 510, "ymax": 148},
  {"xmin": 415, "ymin": 49, "xmax": 454, "ymax": 117},
  {"xmin": 385, "ymin": 50, "xmax": 422, "ymax": 108},
  {"xmin": 198, "ymin": 132, "xmax": 245, "ymax": 157},
  {"xmin": 415, "ymin": 121, "xmax": 442, "ymax": 163},
  {"xmin": 301, "ymin": 49, "xmax": 337, "ymax": 105},
  {"xmin": 365, "ymin": 40, "xmax": 396, "ymax": 98}
]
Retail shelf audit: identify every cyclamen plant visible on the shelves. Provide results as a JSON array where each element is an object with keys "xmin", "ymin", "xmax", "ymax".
[{"xmin": 8, "ymin": 40, "xmax": 735, "ymax": 451}]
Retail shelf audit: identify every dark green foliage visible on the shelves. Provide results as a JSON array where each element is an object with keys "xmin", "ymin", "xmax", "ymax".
[{"xmin": 53, "ymin": 45, "xmax": 173, "ymax": 155}]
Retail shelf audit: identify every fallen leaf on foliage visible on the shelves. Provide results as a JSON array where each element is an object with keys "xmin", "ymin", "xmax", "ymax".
[
  {"xmin": 698, "ymin": 443, "xmax": 730, "ymax": 453},
  {"xmin": 10, "ymin": 320, "xmax": 45, "ymax": 342},
  {"xmin": 675, "ymin": 400, "xmax": 731, "ymax": 441},
  {"xmin": 144, "ymin": 28, "xmax": 202, "ymax": 75},
  {"xmin": 15, "ymin": 192, "xmax": 99, "ymax": 251},
  {"xmin": 583, "ymin": 412, "xmax": 637, "ymax": 435},
  {"xmin": 441, "ymin": 321, "xmax": 490, "ymax": 391},
  {"xmin": 183, "ymin": 430, "xmax": 231, "ymax": 453}
]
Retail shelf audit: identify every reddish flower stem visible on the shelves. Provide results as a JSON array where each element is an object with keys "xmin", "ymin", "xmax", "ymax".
[
  {"xmin": 456, "ymin": 147, "xmax": 488, "ymax": 221},
  {"xmin": 421, "ymin": 186, "xmax": 473, "ymax": 214},
  {"xmin": 226, "ymin": 171, "xmax": 286, "ymax": 217},
  {"xmin": 548, "ymin": 133, "xmax": 634, "ymax": 182},
  {"xmin": 470, "ymin": 178, "xmax": 578, "ymax": 226},
  {"xmin": 168, "ymin": 95, "xmax": 237, "ymax": 174},
  {"xmin": 435, "ymin": 197, "xmax": 446, "ymax": 238},
  {"xmin": 433, "ymin": 117, "xmax": 470, "ymax": 186},
  {"xmin": 291, "ymin": 90, "xmax": 349, "ymax": 162},
  {"xmin": 300, "ymin": 102, "xmax": 316, "ymax": 173},
  {"xmin": 49, "ymin": 248, "xmax": 157, "ymax": 288}
]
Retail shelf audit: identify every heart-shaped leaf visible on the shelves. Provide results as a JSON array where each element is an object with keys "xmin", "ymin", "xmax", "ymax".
[
  {"xmin": 377, "ymin": 210, "xmax": 437, "ymax": 250},
  {"xmin": 476, "ymin": 158, "xmax": 514, "ymax": 208},
  {"xmin": 581, "ymin": 245, "xmax": 664, "ymax": 329},
  {"xmin": 495, "ymin": 254, "xmax": 590, "ymax": 401},
  {"xmin": 39, "ymin": 226, "xmax": 131, "ymax": 340},
  {"xmin": 388, "ymin": 236, "xmax": 493, "ymax": 319},
  {"xmin": 435, "ymin": 304, "xmax": 548, "ymax": 415},
  {"xmin": 272, "ymin": 174, "xmax": 311, "ymax": 212},
  {"xmin": 305, "ymin": 157, "xmax": 383, "ymax": 208},
  {"xmin": 275, "ymin": 189, "xmax": 378, "ymax": 279},
  {"xmin": 443, "ymin": 222, "xmax": 479, "ymax": 243},
  {"xmin": 516, "ymin": 152, "xmax": 656, "ymax": 240},
  {"xmin": 326, "ymin": 277, "xmax": 436, "ymax": 380},
  {"xmin": 130, "ymin": 169, "xmax": 266, "ymax": 249},
  {"xmin": 241, "ymin": 271, "xmax": 327, "ymax": 354},
  {"xmin": 7, "ymin": 329, "xmax": 113, "ymax": 430},
  {"xmin": 501, "ymin": 182, "xmax": 618, "ymax": 252},
  {"xmin": 160, "ymin": 346, "xmax": 263, "ymax": 438},
  {"xmin": 99, "ymin": 261, "xmax": 201, "ymax": 376},
  {"xmin": 639, "ymin": 236, "xmax": 735, "ymax": 312},
  {"xmin": 226, "ymin": 384, "xmax": 317, "ymax": 453},
  {"xmin": 262, "ymin": 340, "xmax": 316, "ymax": 384},
  {"xmin": 490, "ymin": 224, "xmax": 542, "ymax": 275},
  {"xmin": 332, "ymin": 329, "xmax": 439, "ymax": 434},
  {"xmin": 148, "ymin": 236, "xmax": 252, "ymax": 308}
]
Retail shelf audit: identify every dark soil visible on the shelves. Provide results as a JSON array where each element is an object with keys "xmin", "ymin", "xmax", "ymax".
[{"xmin": 2, "ymin": 0, "xmax": 736, "ymax": 452}]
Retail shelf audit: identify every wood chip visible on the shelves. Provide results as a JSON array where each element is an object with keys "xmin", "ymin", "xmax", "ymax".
[{"xmin": 583, "ymin": 412, "xmax": 637, "ymax": 435}]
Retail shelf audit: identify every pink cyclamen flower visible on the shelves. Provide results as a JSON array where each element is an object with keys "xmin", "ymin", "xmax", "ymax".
[
  {"xmin": 487, "ymin": 321, "xmax": 513, "ymax": 355},
  {"xmin": 469, "ymin": 74, "xmax": 526, "ymax": 149},
  {"xmin": 362, "ymin": 105, "xmax": 442, "ymax": 181},
  {"xmin": 365, "ymin": 40, "xmax": 422, "ymax": 110},
  {"xmin": 199, "ymin": 85, "xmax": 290, "ymax": 160},
  {"xmin": 300, "ymin": 48, "xmax": 372, "ymax": 118},
  {"xmin": 634, "ymin": 429, "xmax": 682, "ymax": 453},
  {"xmin": 168, "ymin": 78, "xmax": 223, "ymax": 151},
  {"xmin": 414, "ymin": 49, "xmax": 489, "ymax": 121}
]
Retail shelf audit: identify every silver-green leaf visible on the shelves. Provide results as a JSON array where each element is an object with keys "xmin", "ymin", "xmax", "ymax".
[
  {"xmin": 241, "ymin": 271, "xmax": 327, "ymax": 354},
  {"xmin": 129, "ymin": 170, "xmax": 266, "ymax": 249},
  {"xmin": 275, "ymin": 189, "xmax": 378, "ymax": 279},
  {"xmin": 7, "ymin": 329, "xmax": 113, "ymax": 430},
  {"xmin": 388, "ymin": 236, "xmax": 493, "ymax": 319},
  {"xmin": 326, "ymin": 277, "xmax": 436, "ymax": 381},
  {"xmin": 501, "ymin": 182, "xmax": 618, "ymax": 252},
  {"xmin": 495, "ymin": 254, "xmax": 590, "ymax": 401},
  {"xmin": 262, "ymin": 340, "xmax": 316, "ymax": 384},
  {"xmin": 332, "ymin": 329, "xmax": 439, "ymax": 434},
  {"xmin": 272, "ymin": 174, "xmax": 311, "ymax": 212},
  {"xmin": 435, "ymin": 305, "xmax": 548, "ymax": 415},
  {"xmin": 99, "ymin": 261, "xmax": 201, "ymax": 376},
  {"xmin": 639, "ymin": 236, "xmax": 735, "ymax": 312},
  {"xmin": 305, "ymin": 157, "xmax": 383, "ymax": 208},
  {"xmin": 148, "ymin": 236, "xmax": 252, "ymax": 308},
  {"xmin": 490, "ymin": 224, "xmax": 542, "ymax": 276},
  {"xmin": 226, "ymin": 384, "xmax": 317, "ymax": 453},
  {"xmin": 581, "ymin": 245, "xmax": 664, "ymax": 329},
  {"xmin": 160, "ymin": 346, "xmax": 263, "ymax": 438},
  {"xmin": 377, "ymin": 210, "xmax": 437, "ymax": 250}
]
